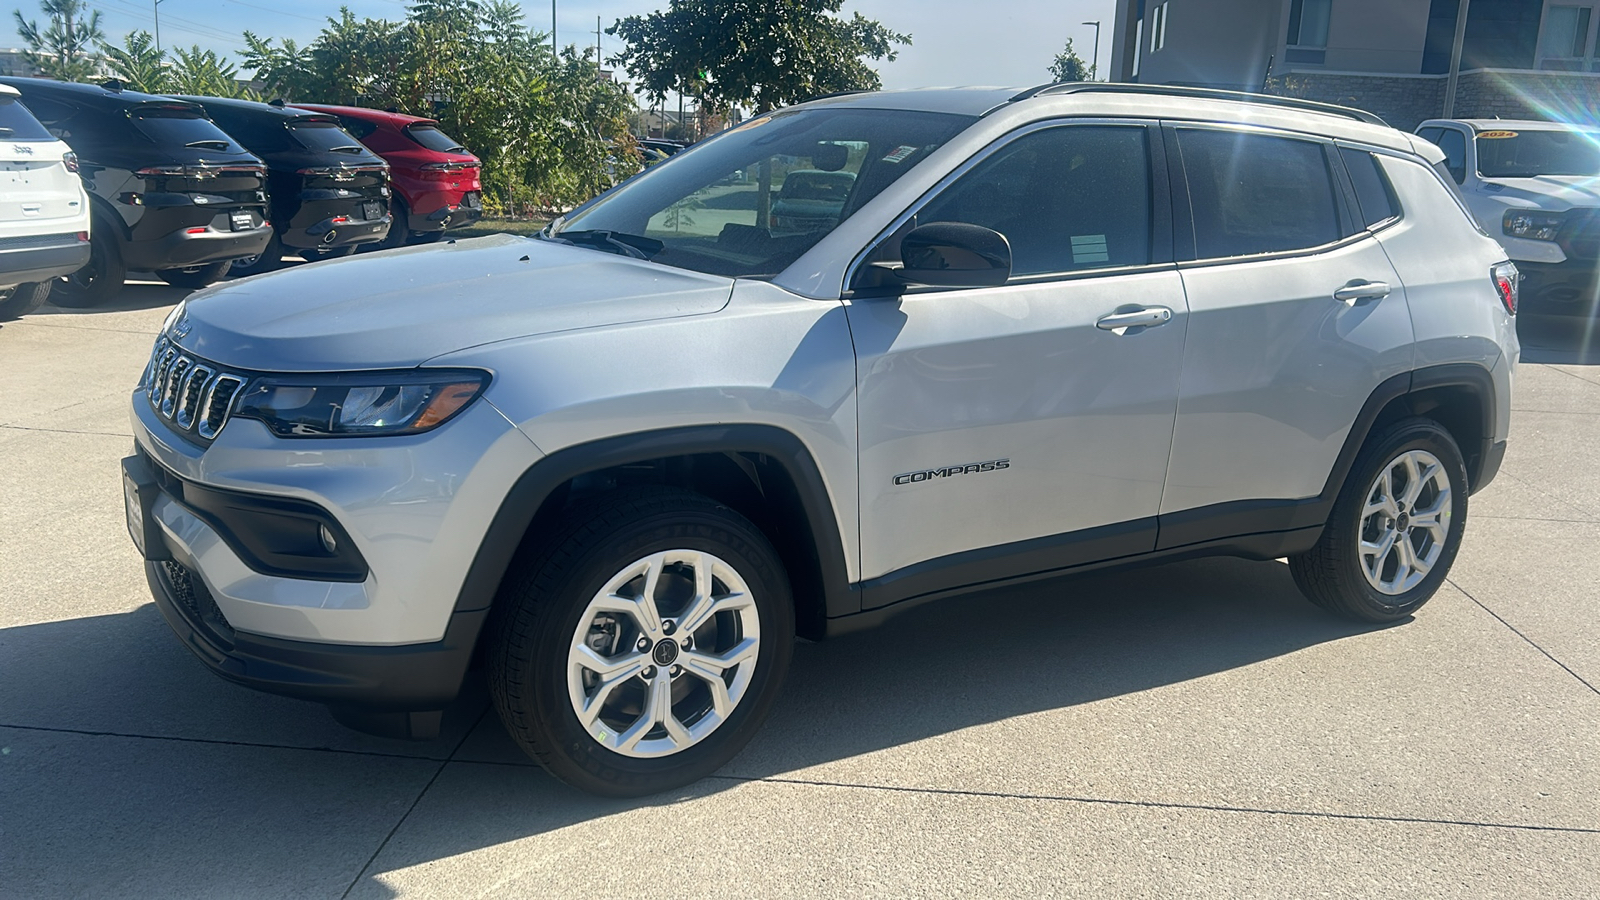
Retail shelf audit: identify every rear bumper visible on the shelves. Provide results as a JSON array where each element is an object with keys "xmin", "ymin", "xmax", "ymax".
[
  {"xmin": 418, "ymin": 192, "xmax": 484, "ymax": 232},
  {"xmin": 281, "ymin": 215, "xmax": 391, "ymax": 250},
  {"xmin": 0, "ymin": 240, "xmax": 90, "ymax": 287},
  {"xmin": 121, "ymin": 224, "xmax": 275, "ymax": 270}
]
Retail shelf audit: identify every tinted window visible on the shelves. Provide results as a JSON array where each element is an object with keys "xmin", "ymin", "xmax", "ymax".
[
  {"xmin": 289, "ymin": 121, "xmax": 368, "ymax": 154},
  {"xmin": 1340, "ymin": 148, "xmax": 1399, "ymax": 228},
  {"xmin": 1476, "ymin": 129, "xmax": 1600, "ymax": 177},
  {"xmin": 916, "ymin": 126, "xmax": 1152, "ymax": 276},
  {"xmin": 0, "ymin": 96, "xmax": 52, "ymax": 141},
  {"xmin": 1178, "ymin": 129, "xmax": 1339, "ymax": 258},
  {"xmin": 1436, "ymin": 128, "xmax": 1467, "ymax": 182},
  {"xmin": 208, "ymin": 110, "xmax": 293, "ymax": 153},
  {"xmin": 558, "ymin": 108, "xmax": 972, "ymax": 278},
  {"xmin": 133, "ymin": 107, "xmax": 240, "ymax": 152},
  {"xmin": 340, "ymin": 117, "xmax": 378, "ymax": 140},
  {"xmin": 1416, "ymin": 127, "xmax": 1443, "ymax": 145},
  {"xmin": 405, "ymin": 124, "xmax": 467, "ymax": 153}
]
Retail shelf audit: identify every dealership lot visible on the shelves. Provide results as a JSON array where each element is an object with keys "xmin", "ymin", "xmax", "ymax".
[{"xmin": 2, "ymin": 279, "xmax": 1598, "ymax": 898}]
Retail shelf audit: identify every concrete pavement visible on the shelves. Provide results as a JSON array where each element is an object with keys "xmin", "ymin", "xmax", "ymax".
[{"xmin": 2, "ymin": 284, "xmax": 1597, "ymax": 898}]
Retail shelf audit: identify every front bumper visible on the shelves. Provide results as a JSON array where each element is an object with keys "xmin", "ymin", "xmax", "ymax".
[
  {"xmin": 1515, "ymin": 259, "xmax": 1600, "ymax": 313},
  {"xmin": 145, "ymin": 554, "xmax": 485, "ymax": 735},
  {"xmin": 0, "ymin": 238, "xmax": 90, "ymax": 287}
]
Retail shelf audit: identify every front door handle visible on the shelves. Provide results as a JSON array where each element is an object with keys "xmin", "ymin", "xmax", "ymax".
[
  {"xmin": 1333, "ymin": 280, "xmax": 1392, "ymax": 303},
  {"xmin": 1096, "ymin": 307, "xmax": 1174, "ymax": 333}
]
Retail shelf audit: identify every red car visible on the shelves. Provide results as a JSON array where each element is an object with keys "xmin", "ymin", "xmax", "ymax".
[{"xmin": 293, "ymin": 104, "xmax": 483, "ymax": 248}]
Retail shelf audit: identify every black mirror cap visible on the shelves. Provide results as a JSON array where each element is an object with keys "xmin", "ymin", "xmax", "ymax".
[{"xmin": 898, "ymin": 222, "xmax": 1012, "ymax": 288}]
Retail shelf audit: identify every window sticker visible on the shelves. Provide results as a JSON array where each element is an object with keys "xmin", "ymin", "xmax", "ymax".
[
  {"xmin": 1071, "ymin": 234, "xmax": 1109, "ymax": 264},
  {"xmin": 881, "ymin": 145, "xmax": 919, "ymax": 163},
  {"xmin": 1478, "ymin": 130, "xmax": 1519, "ymax": 139}
]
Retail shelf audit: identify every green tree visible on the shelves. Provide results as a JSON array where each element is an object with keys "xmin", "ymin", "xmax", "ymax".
[
  {"xmin": 168, "ymin": 45, "xmax": 251, "ymax": 98},
  {"xmin": 609, "ymin": 0, "xmax": 910, "ymax": 114},
  {"xmin": 101, "ymin": 30, "xmax": 168, "ymax": 94},
  {"xmin": 1048, "ymin": 38, "xmax": 1094, "ymax": 83},
  {"xmin": 12, "ymin": 0, "xmax": 104, "ymax": 82}
]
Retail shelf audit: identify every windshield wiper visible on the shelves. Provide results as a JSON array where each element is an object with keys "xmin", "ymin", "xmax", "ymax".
[
  {"xmin": 184, "ymin": 139, "xmax": 230, "ymax": 150},
  {"xmin": 327, "ymin": 145, "xmax": 365, "ymax": 153},
  {"xmin": 547, "ymin": 229, "xmax": 664, "ymax": 260}
]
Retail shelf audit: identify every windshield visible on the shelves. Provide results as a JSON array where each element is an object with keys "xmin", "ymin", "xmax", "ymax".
[
  {"xmin": 405, "ymin": 124, "xmax": 469, "ymax": 154},
  {"xmin": 1476, "ymin": 129, "xmax": 1600, "ymax": 178},
  {"xmin": 0, "ymin": 97, "xmax": 53, "ymax": 141},
  {"xmin": 289, "ymin": 120, "xmax": 370, "ymax": 154},
  {"xmin": 133, "ymin": 107, "xmax": 239, "ymax": 152},
  {"xmin": 555, "ymin": 107, "xmax": 974, "ymax": 278}
]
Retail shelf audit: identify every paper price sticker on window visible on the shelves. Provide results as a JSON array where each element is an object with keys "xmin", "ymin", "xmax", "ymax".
[
  {"xmin": 881, "ymin": 145, "xmax": 920, "ymax": 164},
  {"xmin": 1478, "ymin": 130, "xmax": 1519, "ymax": 139}
]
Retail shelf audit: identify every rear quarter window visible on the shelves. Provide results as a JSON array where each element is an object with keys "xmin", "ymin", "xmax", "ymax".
[{"xmin": 1339, "ymin": 148, "xmax": 1400, "ymax": 229}]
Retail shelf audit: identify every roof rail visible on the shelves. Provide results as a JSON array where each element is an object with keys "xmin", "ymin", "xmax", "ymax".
[{"xmin": 1003, "ymin": 81, "xmax": 1389, "ymax": 127}]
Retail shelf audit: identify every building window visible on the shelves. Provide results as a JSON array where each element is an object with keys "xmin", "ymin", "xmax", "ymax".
[
  {"xmin": 1133, "ymin": 19, "xmax": 1144, "ymax": 76},
  {"xmin": 1541, "ymin": 5, "xmax": 1594, "ymax": 67},
  {"xmin": 1151, "ymin": 3, "xmax": 1169, "ymax": 52},
  {"xmin": 1286, "ymin": 0, "xmax": 1331, "ymax": 64}
]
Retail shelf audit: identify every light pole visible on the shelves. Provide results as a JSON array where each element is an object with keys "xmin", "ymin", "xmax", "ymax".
[
  {"xmin": 155, "ymin": 0, "xmax": 164, "ymax": 53},
  {"xmin": 1082, "ymin": 20, "xmax": 1101, "ymax": 80},
  {"xmin": 551, "ymin": 0, "xmax": 557, "ymax": 55}
]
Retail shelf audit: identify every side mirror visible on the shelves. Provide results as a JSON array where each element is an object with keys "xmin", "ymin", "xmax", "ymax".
[{"xmin": 898, "ymin": 222, "xmax": 1012, "ymax": 288}]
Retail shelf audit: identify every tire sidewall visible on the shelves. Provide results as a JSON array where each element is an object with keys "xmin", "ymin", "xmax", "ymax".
[
  {"xmin": 512, "ymin": 508, "xmax": 794, "ymax": 795},
  {"xmin": 1338, "ymin": 421, "xmax": 1469, "ymax": 618}
]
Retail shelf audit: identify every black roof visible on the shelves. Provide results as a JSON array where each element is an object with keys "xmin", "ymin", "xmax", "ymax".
[
  {"xmin": 172, "ymin": 95, "xmax": 337, "ymax": 122},
  {"xmin": 0, "ymin": 76, "xmax": 207, "ymax": 113}
]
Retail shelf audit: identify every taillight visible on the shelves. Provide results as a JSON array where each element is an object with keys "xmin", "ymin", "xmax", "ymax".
[
  {"xmin": 62, "ymin": 151, "xmax": 79, "ymax": 174},
  {"xmin": 75, "ymin": 231, "xmax": 88, "ymax": 242},
  {"xmin": 136, "ymin": 165, "xmax": 187, "ymax": 177},
  {"xmin": 1491, "ymin": 261, "xmax": 1519, "ymax": 315},
  {"xmin": 420, "ymin": 161, "xmax": 481, "ymax": 172}
]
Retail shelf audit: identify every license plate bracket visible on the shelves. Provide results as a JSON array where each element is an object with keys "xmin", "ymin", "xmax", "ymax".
[
  {"xmin": 122, "ymin": 454, "xmax": 171, "ymax": 562},
  {"xmin": 362, "ymin": 200, "xmax": 384, "ymax": 221},
  {"xmin": 229, "ymin": 209, "xmax": 253, "ymax": 231}
]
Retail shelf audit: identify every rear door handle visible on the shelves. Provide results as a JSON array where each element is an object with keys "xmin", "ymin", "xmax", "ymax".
[
  {"xmin": 1096, "ymin": 307, "xmax": 1174, "ymax": 333},
  {"xmin": 1333, "ymin": 281, "xmax": 1391, "ymax": 303}
]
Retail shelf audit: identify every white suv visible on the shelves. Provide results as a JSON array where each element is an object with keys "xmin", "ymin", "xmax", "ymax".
[
  {"xmin": 1417, "ymin": 118, "xmax": 1600, "ymax": 314},
  {"xmin": 0, "ymin": 83, "xmax": 90, "ymax": 320},
  {"xmin": 125, "ymin": 85, "xmax": 1520, "ymax": 796}
]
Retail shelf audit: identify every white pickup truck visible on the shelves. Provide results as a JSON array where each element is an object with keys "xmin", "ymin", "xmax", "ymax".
[{"xmin": 1417, "ymin": 118, "xmax": 1600, "ymax": 314}]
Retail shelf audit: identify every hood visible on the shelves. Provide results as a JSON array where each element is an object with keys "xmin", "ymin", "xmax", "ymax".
[
  {"xmin": 1478, "ymin": 175, "xmax": 1600, "ymax": 210},
  {"xmin": 174, "ymin": 234, "xmax": 734, "ymax": 371}
]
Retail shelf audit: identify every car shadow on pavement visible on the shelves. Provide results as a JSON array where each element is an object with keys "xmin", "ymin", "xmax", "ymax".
[
  {"xmin": 33, "ymin": 281, "xmax": 193, "ymax": 316},
  {"xmin": 1517, "ymin": 311, "xmax": 1600, "ymax": 365}
]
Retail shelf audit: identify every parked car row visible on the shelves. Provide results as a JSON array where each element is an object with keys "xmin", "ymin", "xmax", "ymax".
[{"xmin": 0, "ymin": 77, "xmax": 484, "ymax": 316}]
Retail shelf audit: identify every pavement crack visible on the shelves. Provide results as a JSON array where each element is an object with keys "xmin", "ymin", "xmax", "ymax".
[
  {"xmin": 710, "ymin": 775, "xmax": 1600, "ymax": 835},
  {"xmin": 0, "ymin": 424, "xmax": 134, "ymax": 438},
  {"xmin": 0, "ymin": 722, "xmax": 457, "ymax": 761},
  {"xmin": 1449, "ymin": 578, "xmax": 1600, "ymax": 697},
  {"xmin": 340, "ymin": 707, "xmax": 489, "ymax": 899}
]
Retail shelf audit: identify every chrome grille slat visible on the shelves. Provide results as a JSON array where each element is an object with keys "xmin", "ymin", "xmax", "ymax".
[{"xmin": 141, "ymin": 341, "xmax": 245, "ymax": 443}]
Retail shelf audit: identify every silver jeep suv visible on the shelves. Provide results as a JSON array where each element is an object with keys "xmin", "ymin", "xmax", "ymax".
[{"xmin": 125, "ymin": 84, "xmax": 1520, "ymax": 797}]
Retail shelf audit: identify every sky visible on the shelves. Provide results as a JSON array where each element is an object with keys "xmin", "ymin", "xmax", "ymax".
[{"xmin": 3, "ymin": 0, "xmax": 1118, "ymax": 96}]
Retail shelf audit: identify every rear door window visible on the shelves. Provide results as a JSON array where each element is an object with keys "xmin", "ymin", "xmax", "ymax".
[
  {"xmin": 1176, "ymin": 128, "xmax": 1340, "ymax": 259},
  {"xmin": 914, "ymin": 125, "xmax": 1153, "ymax": 276},
  {"xmin": 1339, "ymin": 148, "xmax": 1400, "ymax": 229},
  {"xmin": 0, "ymin": 97, "xmax": 52, "ymax": 141}
]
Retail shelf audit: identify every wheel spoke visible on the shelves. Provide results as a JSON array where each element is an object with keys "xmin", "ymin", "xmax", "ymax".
[
  {"xmin": 573, "ymin": 645, "xmax": 646, "ymax": 678},
  {"xmin": 590, "ymin": 591, "xmax": 662, "ymax": 638},
  {"xmin": 1404, "ymin": 458, "xmax": 1439, "ymax": 507},
  {"xmin": 681, "ymin": 592, "xmax": 753, "ymax": 637}
]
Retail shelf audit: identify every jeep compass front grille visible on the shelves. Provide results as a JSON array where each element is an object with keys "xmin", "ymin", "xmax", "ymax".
[{"xmin": 142, "ymin": 337, "xmax": 245, "ymax": 441}]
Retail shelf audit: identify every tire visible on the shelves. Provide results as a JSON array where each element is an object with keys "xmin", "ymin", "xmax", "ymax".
[
  {"xmin": 488, "ymin": 487, "xmax": 795, "ymax": 797},
  {"xmin": 156, "ymin": 261, "xmax": 231, "ymax": 290},
  {"xmin": 1289, "ymin": 417, "xmax": 1469, "ymax": 623},
  {"xmin": 228, "ymin": 232, "xmax": 283, "ymax": 277},
  {"xmin": 374, "ymin": 200, "xmax": 410, "ymax": 251},
  {"xmin": 300, "ymin": 244, "xmax": 356, "ymax": 262},
  {"xmin": 410, "ymin": 229, "xmax": 444, "ymax": 245},
  {"xmin": 51, "ymin": 227, "xmax": 125, "ymax": 308},
  {"xmin": 0, "ymin": 281, "xmax": 51, "ymax": 320}
]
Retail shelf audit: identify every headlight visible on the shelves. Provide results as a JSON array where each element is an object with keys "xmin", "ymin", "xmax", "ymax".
[
  {"xmin": 233, "ymin": 369, "xmax": 490, "ymax": 437},
  {"xmin": 1502, "ymin": 210, "xmax": 1564, "ymax": 241}
]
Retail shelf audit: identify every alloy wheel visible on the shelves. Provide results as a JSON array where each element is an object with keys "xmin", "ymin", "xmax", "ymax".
[
  {"xmin": 567, "ymin": 550, "xmax": 760, "ymax": 759},
  {"xmin": 1357, "ymin": 449, "xmax": 1453, "ymax": 595}
]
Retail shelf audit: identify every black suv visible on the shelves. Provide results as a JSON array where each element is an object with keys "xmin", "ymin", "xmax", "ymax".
[
  {"xmin": 0, "ymin": 78, "xmax": 274, "ymax": 302},
  {"xmin": 177, "ymin": 97, "xmax": 392, "ymax": 275}
]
